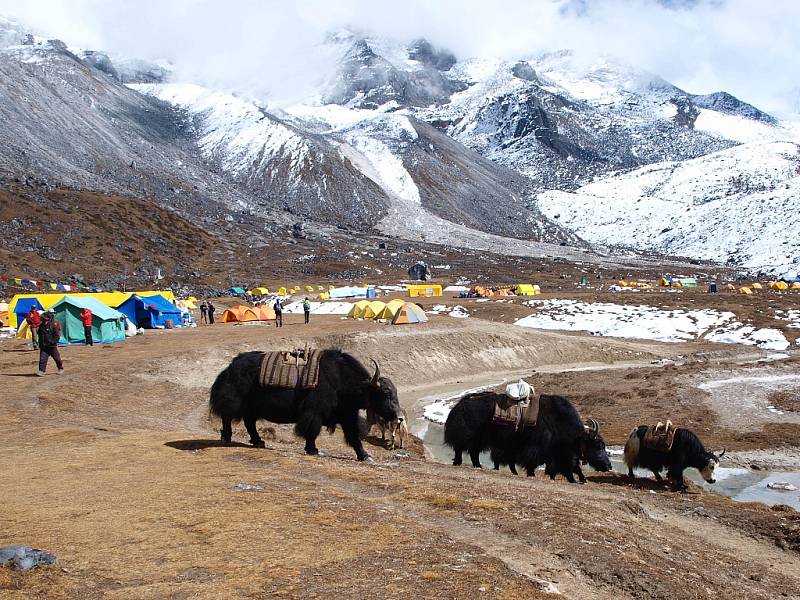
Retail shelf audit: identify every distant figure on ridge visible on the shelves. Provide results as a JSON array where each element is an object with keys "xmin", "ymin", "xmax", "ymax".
[
  {"xmin": 25, "ymin": 306, "xmax": 41, "ymax": 350},
  {"xmin": 36, "ymin": 310, "xmax": 64, "ymax": 376},
  {"xmin": 79, "ymin": 306, "xmax": 93, "ymax": 346}
]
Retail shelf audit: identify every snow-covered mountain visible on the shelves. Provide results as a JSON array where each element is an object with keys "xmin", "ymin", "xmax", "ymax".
[
  {"xmin": 2, "ymin": 18, "xmax": 799, "ymax": 272},
  {"xmin": 538, "ymin": 141, "xmax": 800, "ymax": 274}
]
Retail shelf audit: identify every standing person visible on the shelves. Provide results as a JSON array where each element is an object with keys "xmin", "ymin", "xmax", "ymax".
[
  {"xmin": 36, "ymin": 310, "xmax": 63, "ymax": 376},
  {"xmin": 25, "ymin": 306, "xmax": 41, "ymax": 350},
  {"xmin": 273, "ymin": 298, "xmax": 283, "ymax": 328},
  {"xmin": 207, "ymin": 301, "xmax": 216, "ymax": 324},
  {"xmin": 79, "ymin": 306, "xmax": 93, "ymax": 346},
  {"xmin": 303, "ymin": 297, "xmax": 311, "ymax": 325},
  {"xmin": 199, "ymin": 301, "xmax": 208, "ymax": 324}
]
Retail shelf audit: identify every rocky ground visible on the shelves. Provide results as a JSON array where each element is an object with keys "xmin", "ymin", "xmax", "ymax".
[{"xmin": 1, "ymin": 309, "xmax": 799, "ymax": 599}]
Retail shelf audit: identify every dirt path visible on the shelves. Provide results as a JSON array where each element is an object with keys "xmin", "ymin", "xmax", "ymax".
[{"xmin": 2, "ymin": 315, "xmax": 800, "ymax": 598}]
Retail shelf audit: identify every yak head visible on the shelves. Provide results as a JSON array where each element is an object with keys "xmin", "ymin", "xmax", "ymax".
[
  {"xmin": 367, "ymin": 360, "xmax": 401, "ymax": 422},
  {"xmin": 581, "ymin": 418, "xmax": 613, "ymax": 472},
  {"xmin": 700, "ymin": 448, "xmax": 726, "ymax": 484}
]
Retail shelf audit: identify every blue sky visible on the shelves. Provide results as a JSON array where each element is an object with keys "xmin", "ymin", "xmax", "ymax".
[{"xmin": 1, "ymin": 0, "xmax": 798, "ymax": 115}]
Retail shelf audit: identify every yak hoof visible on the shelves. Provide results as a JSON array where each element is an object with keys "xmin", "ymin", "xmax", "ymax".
[
  {"xmin": 358, "ymin": 453, "xmax": 372, "ymax": 463},
  {"xmin": 250, "ymin": 440, "xmax": 266, "ymax": 449},
  {"xmin": 305, "ymin": 447, "xmax": 320, "ymax": 456}
]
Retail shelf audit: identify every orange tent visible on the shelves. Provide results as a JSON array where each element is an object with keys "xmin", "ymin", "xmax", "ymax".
[
  {"xmin": 254, "ymin": 305, "xmax": 276, "ymax": 321},
  {"xmin": 391, "ymin": 302, "xmax": 428, "ymax": 324},
  {"xmin": 220, "ymin": 305, "xmax": 259, "ymax": 323}
]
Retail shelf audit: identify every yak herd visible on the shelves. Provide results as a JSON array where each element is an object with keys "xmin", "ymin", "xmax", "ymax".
[{"xmin": 210, "ymin": 349, "xmax": 725, "ymax": 492}]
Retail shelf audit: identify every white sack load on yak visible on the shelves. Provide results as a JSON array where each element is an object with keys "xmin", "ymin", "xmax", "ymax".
[{"xmin": 493, "ymin": 380, "xmax": 538, "ymax": 431}]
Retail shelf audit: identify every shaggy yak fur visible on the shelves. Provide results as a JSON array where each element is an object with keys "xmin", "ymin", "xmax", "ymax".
[
  {"xmin": 444, "ymin": 392, "xmax": 612, "ymax": 483},
  {"xmin": 624, "ymin": 426, "xmax": 725, "ymax": 491},
  {"xmin": 210, "ymin": 349, "xmax": 400, "ymax": 461}
]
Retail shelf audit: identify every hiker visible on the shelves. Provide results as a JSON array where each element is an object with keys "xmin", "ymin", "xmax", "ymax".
[
  {"xmin": 208, "ymin": 302, "xmax": 216, "ymax": 324},
  {"xmin": 199, "ymin": 301, "xmax": 208, "ymax": 324},
  {"xmin": 36, "ymin": 310, "xmax": 63, "ymax": 376},
  {"xmin": 303, "ymin": 297, "xmax": 311, "ymax": 324},
  {"xmin": 273, "ymin": 298, "xmax": 283, "ymax": 328},
  {"xmin": 25, "ymin": 307, "xmax": 41, "ymax": 350},
  {"xmin": 79, "ymin": 306, "xmax": 93, "ymax": 346}
]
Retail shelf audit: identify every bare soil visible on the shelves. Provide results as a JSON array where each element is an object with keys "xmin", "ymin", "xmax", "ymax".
[{"xmin": 2, "ymin": 312, "xmax": 800, "ymax": 599}]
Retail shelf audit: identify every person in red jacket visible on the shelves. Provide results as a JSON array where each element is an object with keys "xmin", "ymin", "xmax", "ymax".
[
  {"xmin": 79, "ymin": 307, "xmax": 94, "ymax": 346},
  {"xmin": 25, "ymin": 307, "xmax": 42, "ymax": 350}
]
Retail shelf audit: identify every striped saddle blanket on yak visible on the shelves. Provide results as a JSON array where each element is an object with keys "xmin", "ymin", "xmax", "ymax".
[
  {"xmin": 258, "ymin": 349, "xmax": 322, "ymax": 390},
  {"xmin": 642, "ymin": 421, "xmax": 676, "ymax": 452},
  {"xmin": 492, "ymin": 395, "xmax": 540, "ymax": 431}
]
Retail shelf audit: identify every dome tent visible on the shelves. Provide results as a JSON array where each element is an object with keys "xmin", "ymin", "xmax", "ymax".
[
  {"xmin": 392, "ymin": 302, "xmax": 428, "ymax": 324},
  {"xmin": 115, "ymin": 294, "xmax": 183, "ymax": 329},
  {"xmin": 220, "ymin": 306, "xmax": 260, "ymax": 323}
]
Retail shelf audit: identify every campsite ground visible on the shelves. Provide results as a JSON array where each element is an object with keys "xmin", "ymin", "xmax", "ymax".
[{"xmin": 2, "ymin": 302, "xmax": 800, "ymax": 599}]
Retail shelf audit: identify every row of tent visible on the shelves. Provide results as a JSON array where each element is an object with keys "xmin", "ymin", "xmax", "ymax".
[
  {"xmin": 735, "ymin": 281, "xmax": 800, "ymax": 294},
  {"xmin": 348, "ymin": 300, "xmax": 428, "ymax": 324},
  {"xmin": 9, "ymin": 292, "xmax": 184, "ymax": 345}
]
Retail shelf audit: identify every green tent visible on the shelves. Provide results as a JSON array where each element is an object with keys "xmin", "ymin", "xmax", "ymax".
[
  {"xmin": 677, "ymin": 278, "xmax": 698, "ymax": 288},
  {"xmin": 51, "ymin": 296, "xmax": 127, "ymax": 345}
]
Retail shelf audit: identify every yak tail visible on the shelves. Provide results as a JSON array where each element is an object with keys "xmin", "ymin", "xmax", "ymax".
[
  {"xmin": 623, "ymin": 427, "xmax": 640, "ymax": 469},
  {"xmin": 208, "ymin": 365, "xmax": 243, "ymax": 422}
]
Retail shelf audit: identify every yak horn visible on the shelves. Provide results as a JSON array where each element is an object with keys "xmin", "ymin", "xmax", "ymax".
[
  {"xmin": 585, "ymin": 418, "xmax": 599, "ymax": 434},
  {"xmin": 370, "ymin": 359, "xmax": 381, "ymax": 387},
  {"xmin": 718, "ymin": 448, "xmax": 726, "ymax": 459}
]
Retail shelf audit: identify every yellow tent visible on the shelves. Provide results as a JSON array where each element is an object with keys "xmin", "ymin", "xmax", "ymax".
[
  {"xmin": 328, "ymin": 285, "xmax": 335, "ymax": 290},
  {"xmin": 672, "ymin": 281, "xmax": 683, "ymax": 288},
  {"xmin": 363, "ymin": 300, "xmax": 388, "ymax": 320},
  {"xmin": 250, "ymin": 287, "xmax": 269, "ymax": 296},
  {"xmin": 751, "ymin": 283, "xmax": 763, "ymax": 290},
  {"xmin": 0, "ymin": 310, "xmax": 8, "ymax": 327},
  {"xmin": 774, "ymin": 281, "xmax": 789, "ymax": 290},
  {"xmin": 726, "ymin": 284, "xmax": 736, "ymax": 291},
  {"xmin": 348, "ymin": 300, "xmax": 371, "ymax": 319},
  {"xmin": 407, "ymin": 284, "xmax": 442, "ymax": 297},
  {"xmin": 278, "ymin": 287, "xmax": 288, "ymax": 295},
  {"xmin": 317, "ymin": 286, "xmax": 325, "ymax": 291},
  {"xmin": 792, "ymin": 282, "xmax": 800, "ymax": 290},
  {"xmin": 738, "ymin": 287, "xmax": 753, "ymax": 295},
  {"xmin": 16, "ymin": 320, "xmax": 32, "ymax": 340},
  {"xmin": 515, "ymin": 284, "xmax": 540, "ymax": 296},
  {"xmin": 658, "ymin": 277, "xmax": 670, "ymax": 286},
  {"xmin": 182, "ymin": 298, "xmax": 198, "ymax": 309},
  {"xmin": 377, "ymin": 298, "xmax": 405, "ymax": 319},
  {"xmin": 392, "ymin": 302, "xmax": 428, "ymax": 325},
  {"xmin": 304, "ymin": 285, "xmax": 315, "ymax": 292},
  {"xmin": 319, "ymin": 292, "xmax": 330, "ymax": 300}
]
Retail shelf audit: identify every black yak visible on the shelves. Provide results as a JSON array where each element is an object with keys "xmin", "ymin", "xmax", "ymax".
[
  {"xmin": 210, "ymin": 350, "xmax": 400, "ymax": 461},
  {"xmin": 623, "ymin": 425, "xmax": 725, "ymax": 491},
  {"xmin": 443, "ymin": 392, "xmax": 612, "ymax": 482}
]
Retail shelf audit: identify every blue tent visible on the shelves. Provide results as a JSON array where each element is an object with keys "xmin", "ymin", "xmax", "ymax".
[
  {"xmin": 13, "ymin": 297, "xmax": 43, "ymax": 326},
  {"xmin": 228, "ymin": 287, "xmax": 246, "ymax": 295},
  {"xmin": 115, "ymin": 294, "xmax": 183, "ymax": 329}
]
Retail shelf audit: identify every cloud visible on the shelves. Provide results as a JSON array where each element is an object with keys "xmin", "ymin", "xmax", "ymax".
[{"xmin": 1, "ymin": 0, "xmax": 798, "ymax": 114}]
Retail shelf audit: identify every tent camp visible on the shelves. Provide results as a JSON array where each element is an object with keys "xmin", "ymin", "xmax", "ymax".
[
  {"xmin": 362, "ymin": 301, "xmax": 387, "ymax": 320},
  {"xmin": 116, "ymin": 294, "xmax": 183, "ymax": 329},
  {"xmin": 392, "ymin": 302, "xmax": 428, "ymax": 324},
  {"xmin": 220, "ymin": 306, "xmax": 259, "ymax": 323},
  {"xmin": 51, "ymin": 296, "xmax": 126, "ymax": 344},
  {"xmin": 407, "ymin": 284, "xmax": 442, "ymax": 297},
  {"xmin": 254, "ymin": 305, "xmax": 276, "ymax": 321},
  {"xmin": 348, "ymin": 300, "xmax": 371, "ymax": 319},
  {"xmin": 6, "ymin": 291, "xmax": 175, "ymax": 329}
]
